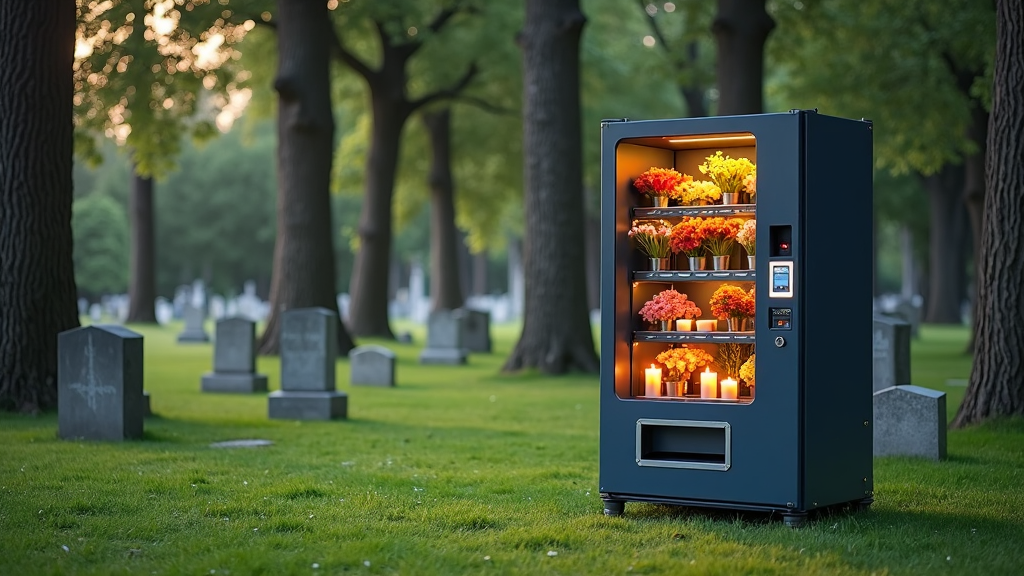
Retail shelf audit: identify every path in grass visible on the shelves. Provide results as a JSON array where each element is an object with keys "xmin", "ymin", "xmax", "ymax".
[{"xmin": 0, "ymin": 322, "xmax": 1022, "ymax": 575}]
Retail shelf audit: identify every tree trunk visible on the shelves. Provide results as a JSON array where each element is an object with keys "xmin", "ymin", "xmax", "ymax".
[
  {"xmin": 963, "ymin": 105, "xmax": 989, "ymax": 353},
  {"xmin": 952, "ymin": 0, "xmax": 1024, "ymax": 427},
  {"xmin": 472, "ymin": 250, "xmax": 489, "ymax": 297},
  {"xmin": 347, "ymin": 94, "xmax": 407, "ymax": 337},
  {"xmin": 258, "ymin": 0, "xmax": 354, "ymax": 356},
  {"xmin": 126, "ymin": 165, "xmax": 157, "ymax": 323},
  {"xmin": 921, "ymin": 166, "xmax": 968, "ymax": 323},
  {"xmin": 422, "ymin": 107, "xmax": 465, "ymax": 312},
  {"xmin": 712, "ymin": 0, "xmax": 775, "ymax": 115},
  {"xmin": 503, "ymin": 0, "xmax": 598, "ymax": 374},
  {"xmin": 680, "ymin": 42, "xmax": 709, "ymax": 118},
  {"xmin": 0, "ymin": 1, "xmax": 79, "ymax": 412}
]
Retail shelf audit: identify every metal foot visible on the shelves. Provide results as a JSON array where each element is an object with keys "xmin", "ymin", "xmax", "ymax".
[
  {"xmin": 782, "ymin": 512, "xmax": 808, "ymax": 528},
  {"xmin": 856, "ymin": 496, "xmax": 874, "ymax": 512},
  {"xmin": 603, "ymin": 499, "xmax": 625, "ymax": 516}
]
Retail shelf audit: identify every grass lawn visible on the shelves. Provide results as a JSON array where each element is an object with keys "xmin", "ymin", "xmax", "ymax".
[{"xmin": 1, "ymin": 321, "xmax": 1022, "ymax": 575}]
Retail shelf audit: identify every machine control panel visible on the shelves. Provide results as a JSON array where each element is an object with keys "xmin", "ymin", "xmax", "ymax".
[
  {"xmin": 770, "ymin": 307, "xmax": 792, "ymax": 330},
  {"xmin": 769, "ymin": 261, "xmax": 794, "ymax": 298}
]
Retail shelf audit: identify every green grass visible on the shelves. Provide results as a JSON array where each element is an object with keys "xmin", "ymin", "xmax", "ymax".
[{"xmin": 1, "ymin": 322, "xmax": 1022, "ymax": 575}]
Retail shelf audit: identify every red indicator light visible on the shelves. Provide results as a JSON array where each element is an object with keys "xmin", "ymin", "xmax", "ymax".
[{"xmin": 779, "ymin": 242, "xmax": 790, "ymax": 251}]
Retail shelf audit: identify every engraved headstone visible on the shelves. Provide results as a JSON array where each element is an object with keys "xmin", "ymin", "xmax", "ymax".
[
  {"xmin": 872, "ymin": 315, "xmax": 911, "ymax": 392},
  {"xmin": 457, "ymin": 308, "xmax": 492, "ymax": 353},
  {"xmin": 268, "ymin": 308, "xmax": 347, "ymax": 420},
  {"xmin": 201, "ymin": 317, "xmax": 268, "ymax": 393},
  {"xmin": 350, "ymin": 345, "xmax": 396, "ymax": 387},
  {"xmin": 419, "ymin": 309, "xmax": 468, "ymax": 365},
  {"xmin": 873, "ymin": 385, "xmax": 947, "ymax": 460},
  {"xmin": 177, "ymin": 304, "xmax": 210, "ymax": 343},
  {"xmin": 58, "ymin": 325, "xmax": 144, "ymax": 441}
]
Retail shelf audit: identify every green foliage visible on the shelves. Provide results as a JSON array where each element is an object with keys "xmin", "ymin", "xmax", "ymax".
[
  {"xmin": 767, "ymin": 0, "xmax": 995, "ymax": 176},
  {"xmin": 74, "ymin": 0, "xmax": 254, "ymax": 178},
  {"xmin": 2, "ymin": 323, "xmax": 1023, "ymax": 574},
  {"xmin": 72, "ymin": 195, "xmax": 129, "ymax": 297}
]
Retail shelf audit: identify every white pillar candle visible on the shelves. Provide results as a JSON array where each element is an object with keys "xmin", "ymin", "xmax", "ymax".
[
  {"xmin": 644, "ymin": 364, "xmax": 662, "ymax": 397},
  {"xmin": 700, "ymin": 367, "xmax": 717, "ymax": 398},
  {"xmin": 721, "ymin": 377, "xmax": 738, "ymax": 400},
  {"xmin": 676, "ymin": 318, "xmax": 693, "ymax": 331},
  {"xmin": 695, "ymin": 319, "xmax": 717, "ymax": 332}
]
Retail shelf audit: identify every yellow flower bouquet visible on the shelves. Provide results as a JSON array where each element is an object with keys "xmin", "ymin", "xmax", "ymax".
[
  {"xmin": 673, "ymin": 179, "xmax": 721, "ymax": 206},
  {"xmin": 739, "ymin": 353, "xmax": 755, "ymax": 386},
  {"xmin": 656, "ymin": 346, "xmax": 715, "ymax": 382},
  {"xmin": 698, "ymin": 151, "xmax": 755, "ymax": 201}
]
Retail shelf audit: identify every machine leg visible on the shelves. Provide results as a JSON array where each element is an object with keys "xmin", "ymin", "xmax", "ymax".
[
  {"xmin": 856, "ymin": 496, "xmax": 874, "ymax": 512},
  {"xmin": 602, "ymin": 498, "xmax": 625, "ymax": 516},
  {"xmin": 782, "ymin": 511, "xmax": 808, "ymax": 528}
]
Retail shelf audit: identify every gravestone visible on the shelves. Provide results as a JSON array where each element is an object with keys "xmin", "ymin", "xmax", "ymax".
[
  {"xmin": 177, "ymin": 304, "xmax": 210, "ymax": 343},
  {"xmin": 89, "ymin": 303, "xmax": 102, "ymax": 322},
  {"xmin": 268, "ymin": 307, "xmax": 347, "ymax": 420},
  {"xmin": 58, "ymin": 325, "xmax": 144, "ymax": 441},
  {"xmin": 419, "ymin": 310, "xmax": 468, "ymax": 365},
  {"xmin": 891, "ymin": 298, "xmax": 922, "ymax": 338},
  {"xmin": 872, "ymin": 315, "xmax": 911, "ymax": 392},
  {"xmin": 201, "ymin": 317, "xmax": 268, "ymax": 393},
  {"xmin": 457, "ymin": 308, "xmax": 492, "ymax": 353},
  {"xmin": 350, "ymin": 345, "xmax": 396, "ymax": 387},
  {"xmin": 873, "ymin": 385, "xmax": 947, "ymax": 460}
]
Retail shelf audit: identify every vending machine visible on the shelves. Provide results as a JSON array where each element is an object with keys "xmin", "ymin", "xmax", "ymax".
[{"xmin": 598, "ymin": 110, "xmax": 873, "ymax": 527}]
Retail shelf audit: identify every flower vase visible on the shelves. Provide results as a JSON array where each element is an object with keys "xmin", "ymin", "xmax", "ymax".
[
  {"xmin": 722, "ymin": 192, "xmax": 739, "ymax": 205},
  {"xmin": 664, "ymin": 380, "xmax": 681, "ymax": 397},
  {"xmin": 651, "ymin": 195, "xmax": 669, "ymax": 208},
  {"xmin": 747, "ymin": 255, "xmax": 756, "ymax": 270},
  {"xmin": 659, "ymin": 319, "xmax": 671, "ymax": 331},
  {"xmin": 649, "ymin": 257, "xmax": 670, "ymax": 271},
  {"xmin": 688, "ymin": 256, "xmax": 706, "ymax": 271},
  {"xmin": 712, "ymin": 255, "xmax": 730, "ymax": 270},
  {"xmin": 727, "ymin": 317, "xmax": 745, "ymax": 332}
]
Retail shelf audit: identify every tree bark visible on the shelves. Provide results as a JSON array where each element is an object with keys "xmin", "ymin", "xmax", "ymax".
[
  {"xmin": 422, "ymin": 107, "xmax": 465, "ymax": 312},
  {"xmin": 0, "ymin": 1, "xmax": 79, "ymax": 412},
  {"xmin": 503, "ymin": 0, "xmax": 598, "ymax": 374},
  {"xmin": 952, "ymin": 0, "xmax": 1024, "ymax": 427},
  {"xmin": 258, "ymin": 0, "xmax": 354, "ymax": 356},
  {"xmin": 126, "ymin": 165, "xmax": 157, "ymax": 323},
  {"xmin": 921, "ymin": 166, "xmax": 968, "ymax": 323},
  {"xmin": 963, "ymin": 105, "xmax": 989, "ymax": 353},
  {"xmin": 712, "ymin": 0, "xmax": 775, "ymax": 115}
]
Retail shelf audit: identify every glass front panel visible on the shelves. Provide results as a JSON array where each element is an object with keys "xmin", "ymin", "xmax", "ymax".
[{"xmin": 617, "ymin": 132, "xmax": 757, "ymax": 405}]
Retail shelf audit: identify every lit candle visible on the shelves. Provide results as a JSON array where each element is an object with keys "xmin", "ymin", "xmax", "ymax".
[
  {"xmin": 721, "ymin": 377, "xmax": 738, "ymax": 400},
  {"xmin": 700, "ymin": 366, "xmax": 718, "ymax": 398},
  {"xmin": 676, "ymin": 318, "xmax": 693, "ymax": 331},
  {"xmin": 696, "ymin": 319, "xmax": 717, "ymax": 332},
  {"xmin": 644, "ymin": 364, "xmax": 662, "ymax": 397}
]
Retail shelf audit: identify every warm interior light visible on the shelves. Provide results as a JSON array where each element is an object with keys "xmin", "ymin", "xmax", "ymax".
[{"xmin": 666, "ymin": 135, "xmax": 755, "ymax": 144}]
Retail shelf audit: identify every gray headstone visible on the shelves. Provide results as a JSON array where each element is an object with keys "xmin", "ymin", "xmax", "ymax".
[
  {"xmin": 89, "ymin": 304, "xmax": 102, "ymax": 322},
  {"xmin": 457, "ymin": 308, "xmax": 492, "ymax": 353},
  {"xmin": 873, "ymin": 385, "xmax": 947, "ymax": 461},
  {"xmin": 280, "ymin": 308, "xmax": 335, "ymax": 391},
  {"xmin": 201, "ymin": 317, "xmax": 267, "ymax": 393},
  {"xmin": 58, "ymin": 325, "xmax": 144, "ymax": 441},
  {"xmin": 872, "ymin": 315, "xmax": 912, "ymax": 392},
  {"xmin": 177, "ymin": 304, "xmax": 210, "ymax": 343},
  {"xmin": 269, "ymin": 308, "xmax": 346, "ymax": 420},
  {"xmin": 419, "ymin": 310, "xmax": 468, "ymax": 365},
  {"xmin": 891, "ymin": 298, "xmax": 922, "ymax": 338},
  {"xmin": 350, "ymin": 345, "xmax": 396, "ymax": 387}
]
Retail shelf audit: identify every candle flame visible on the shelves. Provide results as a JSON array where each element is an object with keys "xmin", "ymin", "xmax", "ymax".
[
  {"xmin": 650, "ymin": 364, "xmax": 656, "ymax": 369},
  {"xmin": 705, "ymin": 366, "xmax": 711, "ymax": 373}
]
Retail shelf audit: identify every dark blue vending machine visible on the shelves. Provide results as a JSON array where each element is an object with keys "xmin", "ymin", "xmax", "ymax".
[{"xmin": 599, "ymin": 110, "xmax": 873, "ymax": 526}]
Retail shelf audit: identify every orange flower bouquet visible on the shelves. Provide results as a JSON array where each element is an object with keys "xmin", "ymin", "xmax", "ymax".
[
  {"xmin": 634, "ymin": 167, "xmax": 685, "ymax": 199},
  {"xmin": 639, "ymin": 288, "xmax": 693, "ymax": 323},
  {"xmin": 709, "ymin": 284, "xmax": 755, "ymax": 319},
  {"xmin": 701, "ymin": 217, "xmax": 743, "ymax": 256},
  {"xmin": 656, "ymin": 346, "xmax": 716, "ymax": 382},
  {"xmin": 669, "ymin": 217, "xmax": 705, "ymax": 257}
]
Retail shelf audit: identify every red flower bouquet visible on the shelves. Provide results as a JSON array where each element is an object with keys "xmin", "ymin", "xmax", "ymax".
[
  {"xmin": 633, "ymin": 167, "xmax": 686, "ymax": 197},
  {"xmin": 669, "ymin": 217, "xmax": 705, "ymax": 257}
]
